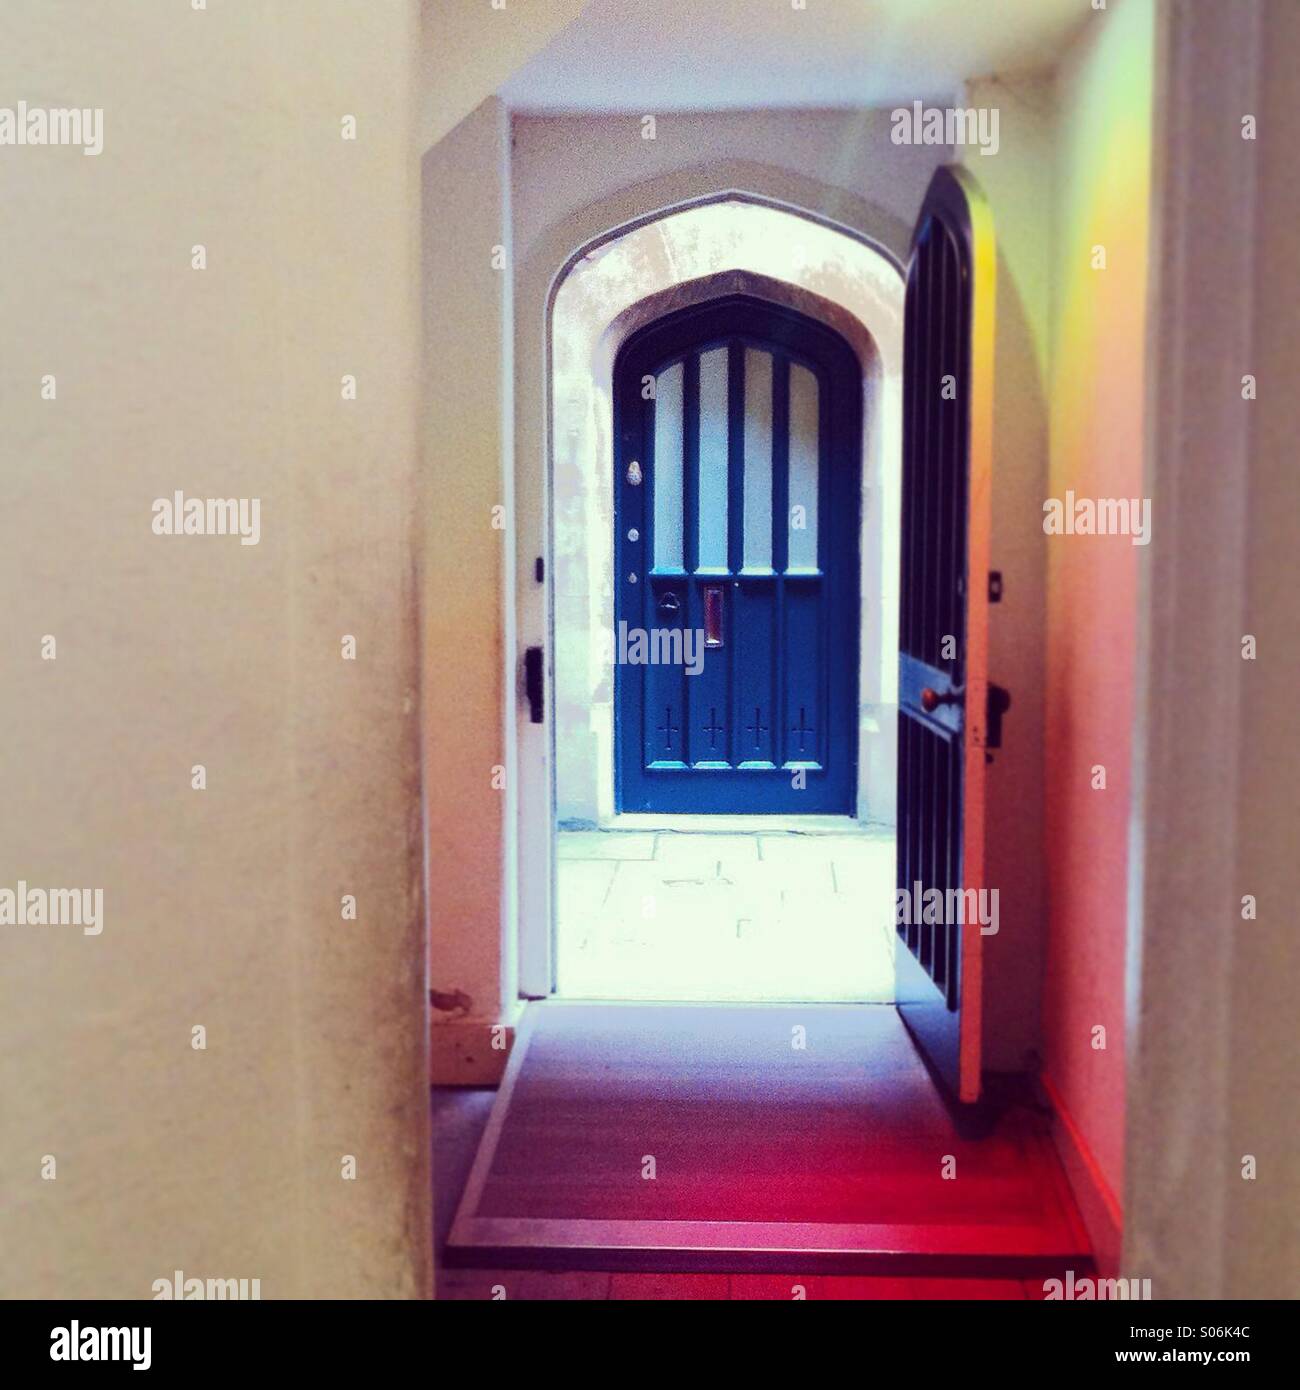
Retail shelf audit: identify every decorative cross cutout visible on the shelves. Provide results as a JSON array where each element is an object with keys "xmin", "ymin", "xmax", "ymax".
[
  {"xmin": 703, "ymin": 707, "xmax": 724, "ymax": 750},
  {"xmin": 657, "ymin": 706, "xmax": 679, "ymax": 752},
  {"xmin": 746, "ymin": 707, "xmax": 768, "ymax": 749},
  {"xmin": 791, "ymin": 707, "xmax": 814, "ymax": 753}
]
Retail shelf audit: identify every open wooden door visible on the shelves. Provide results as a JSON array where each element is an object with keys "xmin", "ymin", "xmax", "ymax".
[{"xmin": 894, "ymin": 165, "xmax": 999, "ymax": 1106}]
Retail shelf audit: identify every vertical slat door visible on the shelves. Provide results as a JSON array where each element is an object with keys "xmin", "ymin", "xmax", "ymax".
[
  {"xmin": 894, "ymin": 166, "xmax": 997, "ymax": 1105},
  {"xmin": 614, "ymin": 297, "xmax": 861, "ymax": 815}
]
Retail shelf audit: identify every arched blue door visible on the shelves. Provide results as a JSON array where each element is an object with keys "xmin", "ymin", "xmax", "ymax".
[{"xmin": 613, "ymin": 296, "xmax": 862, "ymax": 814}]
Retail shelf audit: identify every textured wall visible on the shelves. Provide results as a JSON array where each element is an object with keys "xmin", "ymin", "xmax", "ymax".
[
  {"xmin": 420, "ymin": 97, "xmax": 518, "ymax": 1049},
  {"xmin": 0, "ymin": 0, "xmax": 430, "ymax": 1298},
  {"xmin": 417, "ymin": 0, "xmax": 586, "ymax": 151},
  {"xmin": 1042, "ymin": 0, "xmax": 1155, "ymax": 1210},
  {"xmin": 511, "ymin": 108, "xmax": 943, "ymax": 269},
  {"xmin": 959, "ymin": 77, "xmax": 1053, "ymax": 1075},
  {"xmin": 1226, "ymin": 0, "xmax": 1300, "ymax": 1296}
]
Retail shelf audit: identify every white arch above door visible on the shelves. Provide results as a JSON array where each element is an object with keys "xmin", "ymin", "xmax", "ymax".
[{"xmin": 551, "ymin": 196, "xmax": 904, "ymax": 825}]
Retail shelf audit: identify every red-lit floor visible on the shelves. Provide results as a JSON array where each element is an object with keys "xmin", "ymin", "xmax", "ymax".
[{"xmin": 437, "ymin": 1003, "xmax": 1092, "ymax": 1296}]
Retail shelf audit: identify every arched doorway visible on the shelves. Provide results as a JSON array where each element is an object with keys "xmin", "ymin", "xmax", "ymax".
[{"xmin": 519, "ymin": 193, "xmax": 907, "ymax": 1000}]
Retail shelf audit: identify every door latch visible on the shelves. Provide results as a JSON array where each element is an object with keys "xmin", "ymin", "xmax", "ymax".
[
  {"xmin": 986, "ymin": 682, "xmax": 1011, "ymax": 750},
  {"xmin": 524, "ymin": 645, "xmax": 544, "ymax": 724}
]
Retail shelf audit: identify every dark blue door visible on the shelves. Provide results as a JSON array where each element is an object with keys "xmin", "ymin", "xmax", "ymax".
[{"xmin": 614, "ymin": 296, "xmax": 861, "ymax": 814}]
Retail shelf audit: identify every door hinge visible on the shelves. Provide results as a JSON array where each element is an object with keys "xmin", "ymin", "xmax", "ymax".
[{"xmin": 524, "ymin": 646, "xmax": 544, "ymax": 724}]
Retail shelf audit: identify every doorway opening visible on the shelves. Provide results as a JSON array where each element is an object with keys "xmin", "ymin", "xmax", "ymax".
[
  {"xmin": 541, "ymin": 196, "xmax": 905, "ymax": 1004},
  {"xmin": 451, "ymin": 167, "xmax": 1084, "ymax": 1277},
  {"xmin": 555, "ymin": 828, "xmax": 895, "ymax": 1002}
]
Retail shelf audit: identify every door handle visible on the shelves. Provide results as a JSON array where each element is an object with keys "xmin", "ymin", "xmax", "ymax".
[
  {"xmin": 703, "ymin": 584, "xmax": 723, "ymax": 647},
  {"xmin": 524, "ymin": 645, "xmax": 544, "ymax": 724},
  {"xmin": 920, "ymin": 686, "xmax": 963, "ymax": 713}
]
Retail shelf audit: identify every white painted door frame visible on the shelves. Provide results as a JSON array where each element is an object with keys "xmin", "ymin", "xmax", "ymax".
[{"xmin": 514, "ymin": 195, "xmax": 906, "ymax": 1000}]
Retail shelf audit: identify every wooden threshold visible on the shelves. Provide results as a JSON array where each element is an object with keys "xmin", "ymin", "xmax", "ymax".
[{"xmin": 446, "ymin": 1218, "xmax": 1092, "ymax": 1277}]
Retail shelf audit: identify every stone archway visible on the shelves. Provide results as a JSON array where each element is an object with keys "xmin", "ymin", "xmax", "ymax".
[{"xmin": 548, "ymin": 194, "xmax": 905, "ymax": 827}]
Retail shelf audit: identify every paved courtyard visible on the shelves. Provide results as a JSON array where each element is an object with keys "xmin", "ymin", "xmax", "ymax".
[{"xmin": 556, "ymin": 829, "xmax": 896, "ymax": 1002}]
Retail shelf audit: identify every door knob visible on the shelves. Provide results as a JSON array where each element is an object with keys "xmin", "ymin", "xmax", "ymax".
[{"xmin": 920, "ymin": 686, "xmax": 963, "ymax": 712}]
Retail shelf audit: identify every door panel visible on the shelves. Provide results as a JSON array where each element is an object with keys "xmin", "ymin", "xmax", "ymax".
[
  {"xmin": 786, "ymin": 364, "xmax": 821, "ymax": 573},
  {"xmin": 741, "ymin": 347, "xmax": 774, "ymax": 570},
  {"xmin": 614, "ymin": 296, "xmax": 861, "ymax": 815},
  {"xmin": 895, "ymin": 166, "xmax": 997, "ymax": 1105},
  {"xmin": 695, "ymin": 346, "xmax": 730, "ymax": 570},
  {"xmin": 651, "ymin": 360, "xmax": 685, "ymax": 569}
]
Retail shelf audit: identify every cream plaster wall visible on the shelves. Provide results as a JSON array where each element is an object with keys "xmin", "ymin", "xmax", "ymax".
[
  {"xmin": 0, "ymin": 0, "xmax": 430, "ymax": 1297},
  {"xmin": 421, "ymin": 98, "xmax": 521, "ymax": 1063},
  {"xmin": 1043, "ymin": 0, "xmax": 1155, "ymax": 1218},
  {"xmin": 958, "ymin": 79, "xmax": 1053, "ymax": 1076},
  {"xmin": 417, "ymin": 0, "xmax": 587, "ymax": 151},
  {"xmin": 511, "ymin": 108, "xmax": 942, "ymax": 269}
]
